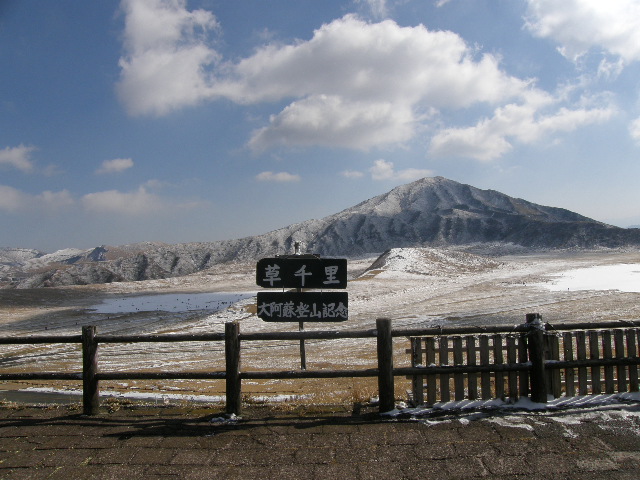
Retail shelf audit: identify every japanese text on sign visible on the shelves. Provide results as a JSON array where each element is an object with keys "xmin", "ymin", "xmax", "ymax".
[
  {"xmin": 256, "ymin": 292, "xmax": 348, "ymax": 322},
  {"xmin": 256, "ymin": 257, "xmax": 347, "ymax": 289}
]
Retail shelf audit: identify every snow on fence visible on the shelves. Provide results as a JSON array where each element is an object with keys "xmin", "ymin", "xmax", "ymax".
[
  {"xmin": 0, "ymin": 315, "xmax": 639, "ymax": 416},
  {"xmin": 407, "ymin": 314, "xmax": 640, "ymax": 406}
]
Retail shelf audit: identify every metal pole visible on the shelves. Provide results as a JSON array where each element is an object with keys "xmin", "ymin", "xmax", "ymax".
[{"xmin": 294, "ymin": 242, "xmax": 307, "ymax": 370}]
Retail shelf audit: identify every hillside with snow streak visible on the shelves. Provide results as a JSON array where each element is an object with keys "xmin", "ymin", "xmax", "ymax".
[{"xmin": 364, "ymin": 247, "xmax": 501, "ymax": 278}]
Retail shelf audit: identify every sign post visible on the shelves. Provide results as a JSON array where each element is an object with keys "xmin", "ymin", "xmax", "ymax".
[{"xmin": 255, "ymin": 245, "xmax": 348, "ymax": 369}]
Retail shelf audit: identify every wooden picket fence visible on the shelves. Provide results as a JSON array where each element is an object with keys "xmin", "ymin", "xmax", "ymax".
[{"xmin": 408, "ymin": 316, "xmax": 640, "ymax": 406}]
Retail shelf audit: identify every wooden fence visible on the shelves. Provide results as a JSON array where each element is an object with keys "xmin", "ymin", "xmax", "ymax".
[
  {"xmin": 408, "ymin": 314, "xmax": 640, "ymax": 406},
  {"xmin": 1, "ymin": 315, "xmax": 639, "ymax": 416}
]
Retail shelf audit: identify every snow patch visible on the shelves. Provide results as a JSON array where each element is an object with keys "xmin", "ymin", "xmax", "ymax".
[
  {"xmin": 90, "ymin": 292, "xmax": 255, "ymax": 314},
  {"xmin": 363, "ymin": 247, "xmax": 500, "ymax": 278},
  {"xmin": 537, "ymin": 263, "xmax": 640, "ymax": 292}
]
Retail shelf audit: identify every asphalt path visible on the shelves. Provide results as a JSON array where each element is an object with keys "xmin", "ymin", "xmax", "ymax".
[{"xmin": 0, "ymin": 402, "xmax": 638, "ymax": 479}]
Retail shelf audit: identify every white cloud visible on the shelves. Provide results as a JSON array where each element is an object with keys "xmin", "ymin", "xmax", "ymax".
[
  {"xmin": 0, "ymin": 185, "xmax": 74, "ymax": 213},
  {"xmin": 223, "ymin": 15, "xmax": 528, "ymax": 151},
  {"xmin": 82, "ymin": 185, "xmax": 164, "ymax": 215},
  {"xmin": 429, "ymin": 92, "xmax": 616, "ymax": 161},
  {"xmin": 524, "ymin": 0, "xmax": 640, "ymax": 63},
  {"xmin": 369, "ymin": 159, "xmax": 432, "ymax": 181},
  {"xmin": 115, "ymin": 5, "xmax": 621, "ymax": 160},
  {"xmin": 96, "ymin": 158, "xmax": 134, "ymax": 174},
  {"xmin": 117, "ymin": 0, "xmax": 220, "ymax": 116},
  {"xmin": 0, "ymin": 185, "xmax": 25, "ymax": 212},
  {"xmin": 354, "ymin": 0, "xmax": 388, "ymax": 18},
  {"xmin": 216, "ymin": 15, "xmax": 526, "ymax": 107},
  {"xmin": 341, "ymin": 170, "xmax": 365, "ymax": 178},
  {"xmin": 249, "ymin": 96, "xmax": 415, "ymax": 152},
  {"xmin": 630, "ymin": 117, "xmax": 640, "ymax": 142},
  {"xmin": 255, "ymin": 171, "xmax": 301, "ymax": 182},
  {"xmin": 0, "ymin": 145, "xmax": 36, "ymax": 173},
  {"xmin": 119, "ymin": 10, "xmax": 529, "ymax": 150},
  {"xmin": 36, "ymin": 190, "xmax": 75, "ymax": 210}
]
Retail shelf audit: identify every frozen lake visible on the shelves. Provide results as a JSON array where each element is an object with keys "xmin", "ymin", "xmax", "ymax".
[
  {"xmin": 540, "ymin": 263, "xmax": 640, "ymax": 293},
  {"xmin": 90, "ymin": 292, "xmax": 255, "ymax": 314}
]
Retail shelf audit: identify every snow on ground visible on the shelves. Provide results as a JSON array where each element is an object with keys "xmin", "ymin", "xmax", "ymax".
[
  {"xmin": 90, "ymin": 292, "xmax": 255, "ymax": 314},
  {"xmin": 536, "ymin": 263, "xmax": 640, "ymax": 293},
  {"xmin": 387, "ymin": 393, "xmax": 640, "ymax": 438}
]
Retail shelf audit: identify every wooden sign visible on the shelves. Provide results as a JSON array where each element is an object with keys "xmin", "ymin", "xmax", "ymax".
[
  {"xmin": 256, "ymin": 291, "xmax": 348, "ymax": 322},
  {"xmin": 256, "ymin": 257, "xmax": 347, "ymax": 289}
]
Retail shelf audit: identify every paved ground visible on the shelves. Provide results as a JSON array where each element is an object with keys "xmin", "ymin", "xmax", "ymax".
[{"xmin": 0, "ymin": 402, "xmax": 638, "ymax": 479}]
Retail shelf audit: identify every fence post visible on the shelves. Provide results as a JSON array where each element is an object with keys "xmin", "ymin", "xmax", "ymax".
[
  {"xmin": 525, "ymin": 313, "xmax": 547, "ymax": 403},
  {"xmin": 376, "ymin": 318, "xmax": 395, "ymax": 413},
  {"xmin": 225, "ymin": 321, "xmax": 241, "ymax": 415},
  {"xmin": 82, "ymin": 326, "xmax": 99, "ymax": 415}
]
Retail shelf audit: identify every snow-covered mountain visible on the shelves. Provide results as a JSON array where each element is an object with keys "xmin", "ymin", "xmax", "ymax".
[{"xmin": 3, "ymin": 177, "xmax": 639, "ymax": 288}]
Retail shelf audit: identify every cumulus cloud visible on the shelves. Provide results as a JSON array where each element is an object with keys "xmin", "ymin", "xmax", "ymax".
[
  {"xmin": 429, "ymin": 91, "xmax": 616, "ymax": 161},
  {"xmin": 630, "ymin": 117, "xmax": 640, "ymax": 142},
  {"xmin": 249, "ymin": 96, "xmax": 415, "ymax": 151},
  {"xmin": 81, "ymin": 185, "xmax": 166, "ymax": 215},
  {"xmin": 96, "ymin": 158, "xmax": 134, "ymax": 174},
  {"xmin": 117, "ymin": 0, "xmax": 220, "ymax": 116},
  {"xmin": 255, "ymin": 171, "xmax": 301, "ymax": 182},
  {"xmin": 370, "ymin": 159, "xmax": 432, "ymax": 181},
  {"xmin": 0, "ymin": 186, "xmax": 25, "ymax": 212},
  {"xmin": 341, "ymin": 170, "xmax": 365, "ymax": 178},
  {"xmin": 116, "ymin": 4, "xmax": 620, "ymax": 160},
  {"xmin": 0, "ymin": 145, "xmax": 36, "ymax": 172},
  {"xmin": 0, "ymin": 185, "xmax": 74, "ymax": 213},
  {"xmin": 217, "ymin": 16, "xmax": 526, "ymax": 107},
  {"xmin": 226, "ymin": 15, "xmax": 528, "ymax": 151},
  {"xmin": 118, "ymin": 7, "xmax": 530, "ymax": 151},
  {"xmin": 524, "ymin": 0, "xmax": 640, "ymax": 63},
  {"xmin": 36, "ymin": 190, "xmax": 75, "ymax": 210},
  {"xmin": 354, "ymin": 0, "xmax": 388, "ymax": 18}
]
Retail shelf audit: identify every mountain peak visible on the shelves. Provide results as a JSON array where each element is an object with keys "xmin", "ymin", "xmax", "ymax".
[{"xmin": 4, "ymin": 176, "xmax": 639, "ymax": 288}]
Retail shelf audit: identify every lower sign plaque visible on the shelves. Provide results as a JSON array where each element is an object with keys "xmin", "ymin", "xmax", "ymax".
[{"xmin": 256, "ymin": 291, "xmax": 348, "ymax": 322}]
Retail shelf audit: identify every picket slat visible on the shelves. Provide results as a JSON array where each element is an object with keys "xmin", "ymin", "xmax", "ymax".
[
  {"xmin": 563, "ymin": 332, "xmax": 575, "ymax": 397},
  {"xmin": 576, "ymin": 331, "xmax": 588, "ymax": 395},
  {"xmin": 425, "ymin": 337, "xmax": 437, "ymax": 405},
  {"xmin": 466, "ymin": 336, "xmax": 478, "ymax": 400},
  {"xmin": 602, "ymin": 331, "xmax": 615, "ymax": 394},
  {"xmin": 589, "ymin": 331, "xmax": 601, "ymax": 394},
  {"xmin": 627, "ymin": 330, "xmax": 639, "ymax": 392},
  {"xmin": 506, "ymin": 336, "xmax": 518, "ymax": 400},
  {"xmin": 493, "ymin": 335, "xmax": 504, "ymax": 400},
  {"xmin": 518, "ymin": 333, "xmax": 529, "ymax": 398},
  {"xmin": 439, "ymin": 336, "xmax": 450, "ymax": 402},
  {"xmin": 614, "ymin": 330, "xmax": 627, "ymax": 392},
  {"xmin": 453, "ymin": 336, "xmax": 465, "ymax": 401}
]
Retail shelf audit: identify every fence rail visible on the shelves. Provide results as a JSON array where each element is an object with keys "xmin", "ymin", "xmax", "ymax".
[{"xmin": 1, "ymin": 316, "xmax": 639, "ymax": 415}]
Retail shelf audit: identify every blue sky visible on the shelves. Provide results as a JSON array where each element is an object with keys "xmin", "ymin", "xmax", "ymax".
[{"xmin": 2, "ymin": 0, "xmax": 640, "ymax": 252}]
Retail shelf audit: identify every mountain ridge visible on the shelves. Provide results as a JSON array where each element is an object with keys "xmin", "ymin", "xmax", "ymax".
[{"xmin": 2, "ymin": 176, "xmax": 639, "ymax": 288}]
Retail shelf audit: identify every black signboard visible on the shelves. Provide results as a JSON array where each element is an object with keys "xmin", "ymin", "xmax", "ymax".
[
  {"xmin": 256, "ymin": 291, "xmax": 348, "ymax": 322},
  {"xmin": 256, "ymin": 257, "xmax": 347, "ymax": 289}
]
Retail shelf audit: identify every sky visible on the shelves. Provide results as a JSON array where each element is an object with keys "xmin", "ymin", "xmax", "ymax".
[{"xmin": 2, "ymin": 0, "xmax": 640, "ymax": 252}]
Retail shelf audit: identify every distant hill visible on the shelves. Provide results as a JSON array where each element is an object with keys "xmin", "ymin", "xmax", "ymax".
[{"xmin": 3, "ymin": 176, "xmax": 639, "ymax": 288}]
